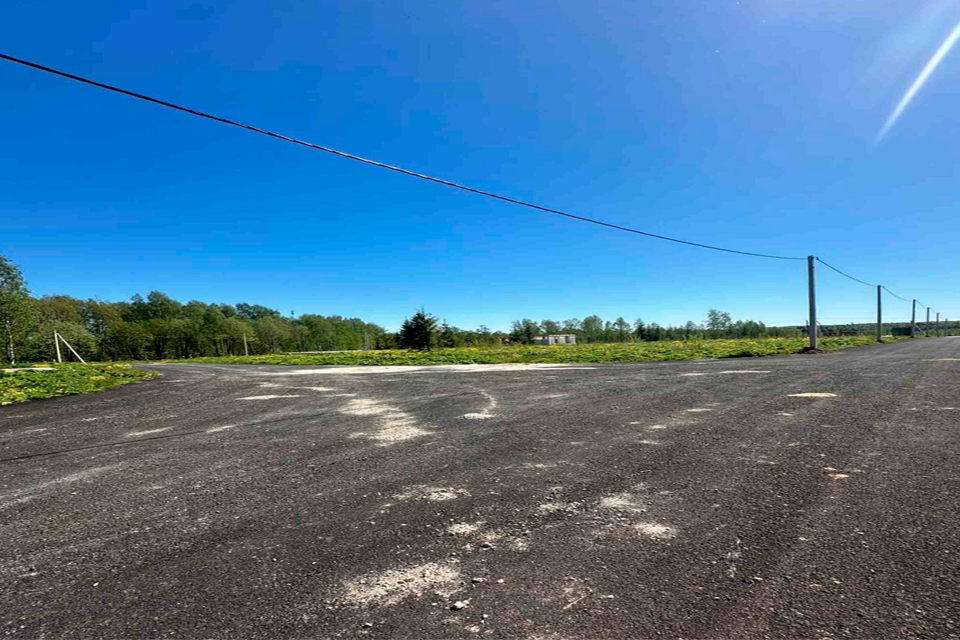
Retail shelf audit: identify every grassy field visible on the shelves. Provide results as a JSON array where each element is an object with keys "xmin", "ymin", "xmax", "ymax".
[
  {"xmin": 0, "ymin": 363, "xmax": 157, "ymax": 406},
  {"xmin": 171, "ymin": 336, "xmax": 898, "ymax": 367}
]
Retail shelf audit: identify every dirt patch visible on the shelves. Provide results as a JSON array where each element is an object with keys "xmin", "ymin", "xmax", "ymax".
[
  {"xmin": 633, "ymin": 522, "xmax": 677, "ymax": 540},
  {"xmin": 126, "ymin": 428, "xmax": 171, "ymax": 437},
  {"xmin": 342, "ymin": 562, "xmax": 461, "ymax": 607},
  {"xmin": 343, "ymin": 398, "xmax": 431, "ymax": 444},
  {"xmin": 394, "ymin": 485, "xmax": 470, "ymax": 502},
  {"xmin": 598, "ymin": 488, "xmax": 649, "ymax": 514},
  {"xmin": 447, "ymin": 522, "xmax": 484, "ymax": 535},
  {"xmin": 538, "ymin": 501, "xmax": 581, "ymax": 514},
  {"xmin": 206, "ymin": 425, "xmax": 236, "ymax": 433}
]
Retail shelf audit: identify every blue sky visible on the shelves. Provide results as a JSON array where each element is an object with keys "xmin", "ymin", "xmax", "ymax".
[{"xmin": 2, "ymin": 0, "xmax": 958, "ymax": 331}]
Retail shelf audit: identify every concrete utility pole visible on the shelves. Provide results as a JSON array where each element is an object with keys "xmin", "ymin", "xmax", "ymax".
[
  {"xmin": 243, "ymin": 333, "xmax": 249, "ymax": 356},
  {"xmin": 911, "ymin": 300, "xmax": 917, "ymax": 338},
  {"xmin": 876, "ymin": 285, "xmax": 883, "ymax": 342},
  {"xmin": 937, "ymin": 312, "xmax": 941, "ymax": 337},
  {"xmin": 807, "ymin": 256, "xmax": 818, "ymax": 350},
  {"xmin": 54, "ymin": 331, "xmax": 62, "ymax": 363},
  {"xmin": 927, "ymin": 307, "xmax": 931, "ymax": 331},
  {"xmin": 57, "ymin": 332, "xmax": 86, "ymax": 364}
]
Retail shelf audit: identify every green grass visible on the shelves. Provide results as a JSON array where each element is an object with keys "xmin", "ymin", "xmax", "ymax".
[
  {"xmin": 0, "ymin": 363, "xmax": 157, "ymax": 405},
  {"xmin": 170, "ymin": 336, "xmax": 901, "ymax": 367}
]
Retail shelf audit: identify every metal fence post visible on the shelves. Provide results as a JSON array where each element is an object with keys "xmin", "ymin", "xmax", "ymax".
[
  {"xmin": 876, "ymin": 285, "xmax": 882, "ymax": 342},
  {"xmin": 808, "ymin": 256, "xmax": 818, "ymax": 350},
  {"xmin": 911, "ymin": 300, "xmax": 917, "ymax": 337}
]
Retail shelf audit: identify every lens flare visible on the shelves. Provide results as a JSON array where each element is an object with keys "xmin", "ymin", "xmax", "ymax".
[{"xmin": 875, "ymin": 19, "xmax": 960, "ymax": 144}]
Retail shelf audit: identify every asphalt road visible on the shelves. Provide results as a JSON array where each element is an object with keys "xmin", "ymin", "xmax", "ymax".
[{"xmin": 2, "ymin": 339, "xmax": 959, "ymax": 639}]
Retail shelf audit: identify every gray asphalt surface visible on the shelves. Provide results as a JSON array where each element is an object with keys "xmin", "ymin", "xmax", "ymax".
[{"xmin": 2, "ymin": 339, "xmax": 959, "ymax": 639}]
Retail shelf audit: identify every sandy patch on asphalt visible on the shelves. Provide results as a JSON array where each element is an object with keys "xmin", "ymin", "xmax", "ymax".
[
  {"xmin": 447, "ymin": 523, "xmax": 530, "ymax": 552},
  {"xmin": 538, "ymin": 501, "xmax": 581, "ymax": 514},
  {"xmin": 394, "ymin": 485, "xmax": 469, "ymax": 501},
  {"xmin": 263, "ymin": 364, "xmax": 597, "ymax": 376},
  {"xmin": 788, "ymin": 393, "xmax": 837, "ymax": 398},
  {"xmin": 685, "ymin": 408, "xmax": 712, "ymax": 413},
  {"xmin": 633, "ymin": 522, "xmax": 677, "ymax": 540},
  {"xmin": 2, "ymin": 464, "xmax": 122, "ymax": 507},
  {"xmin": 126, "ymin": 427, "xmax": 171, "ymax": 437},
  {"xmin": 343, "ymin": 398, "xmax": 431, "ymax": 444},
  {"xmin": 718, "ymin": 370, "xmax": 771, "ymax": 374},
  {"xmin": 509, "ymin": 537, "xmax": 531, "ymax": 551},
  {"xmin": 342, "ymin": 562, "xmax": 461, "ymax": 606},
  {"xmin": 591, "ymin": 485, "xmax": 678, "ymax": 541},
  {"xmin": 599, "ymin": 489, "xmax": 649, "ymax": 514},
  {"xmin": 461, "ymin": 390, "xmax": 499, "ymax": 420},
  {"xmin": 239, "ymin": 395, "xmax": 302, "ymax": 400},
  {"xmin": 206, "ymin": 425, "xmax": 236, "ymax": 433},
  {"xmin": 681, "ymin": 370, "xmax": 769, "ymax": 377},
  {"xmin": 447, "ymin": 522, "xmax": 484, "ymax": 535}
]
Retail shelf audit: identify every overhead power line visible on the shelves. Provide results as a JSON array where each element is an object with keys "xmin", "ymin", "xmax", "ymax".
[
  {"xmin": 882, "ymin": 286, "xmax": 911, "ymax": 303},
  {"xmin": 0, "ymin": 52, "xmax": 806, "ymax": 261},
  {"xmin": 815, "ymin": 257, "xmax": 876, "ymax": 287}
]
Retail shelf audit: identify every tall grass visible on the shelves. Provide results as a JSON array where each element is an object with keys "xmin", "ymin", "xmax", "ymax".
[{"xmin": 171, "ymin": 336, "xmax": 898, "ymax": 367}]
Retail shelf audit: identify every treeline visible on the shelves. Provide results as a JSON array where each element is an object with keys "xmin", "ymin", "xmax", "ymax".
[
  {"xmin": 4, "ymin": 291, "xmax": 390, "ymax": 362},
  {"xmin": 0, "ymin": 252, "xmax": 392, "ymax": 363},
  {"xmin": 0, "ymin": 252, "xmax": 806, "ymax": 365},
  {"xmin": 507, "ymin": 310, "xmax": 801, "ymax": 344}
]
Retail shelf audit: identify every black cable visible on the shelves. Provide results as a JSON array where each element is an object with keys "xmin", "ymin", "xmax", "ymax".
[
  {"xmin": 882, "ymin": 286, "xmax": 911, "ymax": 303},
  {"xmin": 0, "ymin": 53, "xmax": 806, "ymax": 261},
  {"xmin": 815, "ymin": 258, "xmax": 876, "ymax": 287}
]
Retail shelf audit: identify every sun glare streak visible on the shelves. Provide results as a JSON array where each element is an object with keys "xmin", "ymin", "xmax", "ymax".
[{"xmin": 875, "ymin": 19, "xmax": 960, "ymax": 144}]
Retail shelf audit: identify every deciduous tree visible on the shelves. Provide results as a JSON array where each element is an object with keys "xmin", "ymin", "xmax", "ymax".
[{"xmin": 0, "ymin": 254, "xmax": 31, "ymax": 365}]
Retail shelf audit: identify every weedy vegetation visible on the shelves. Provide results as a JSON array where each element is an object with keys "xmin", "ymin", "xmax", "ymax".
[
  {"xmin": 172, "ymin": 336, "xmax": 900, "ymax": 367},
  {"xmin": 0, "ymin": 363, "xmax": 156, "ymax": 405}
]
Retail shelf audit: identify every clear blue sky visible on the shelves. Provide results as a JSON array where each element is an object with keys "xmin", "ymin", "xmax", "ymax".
[{"xmin": 2, "ymin": 0, "xmax": 958, "ymax": 331}]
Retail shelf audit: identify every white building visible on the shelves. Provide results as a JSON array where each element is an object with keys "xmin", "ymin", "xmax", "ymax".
[{"xmin": 531, "ymin": 334, "xmax": 576, "ymax": 346}]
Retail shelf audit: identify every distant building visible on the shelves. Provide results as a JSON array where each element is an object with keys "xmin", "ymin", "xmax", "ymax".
[{"xmin": 531, "ymin": 334, "xmax": 576, "ymax": 346}]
